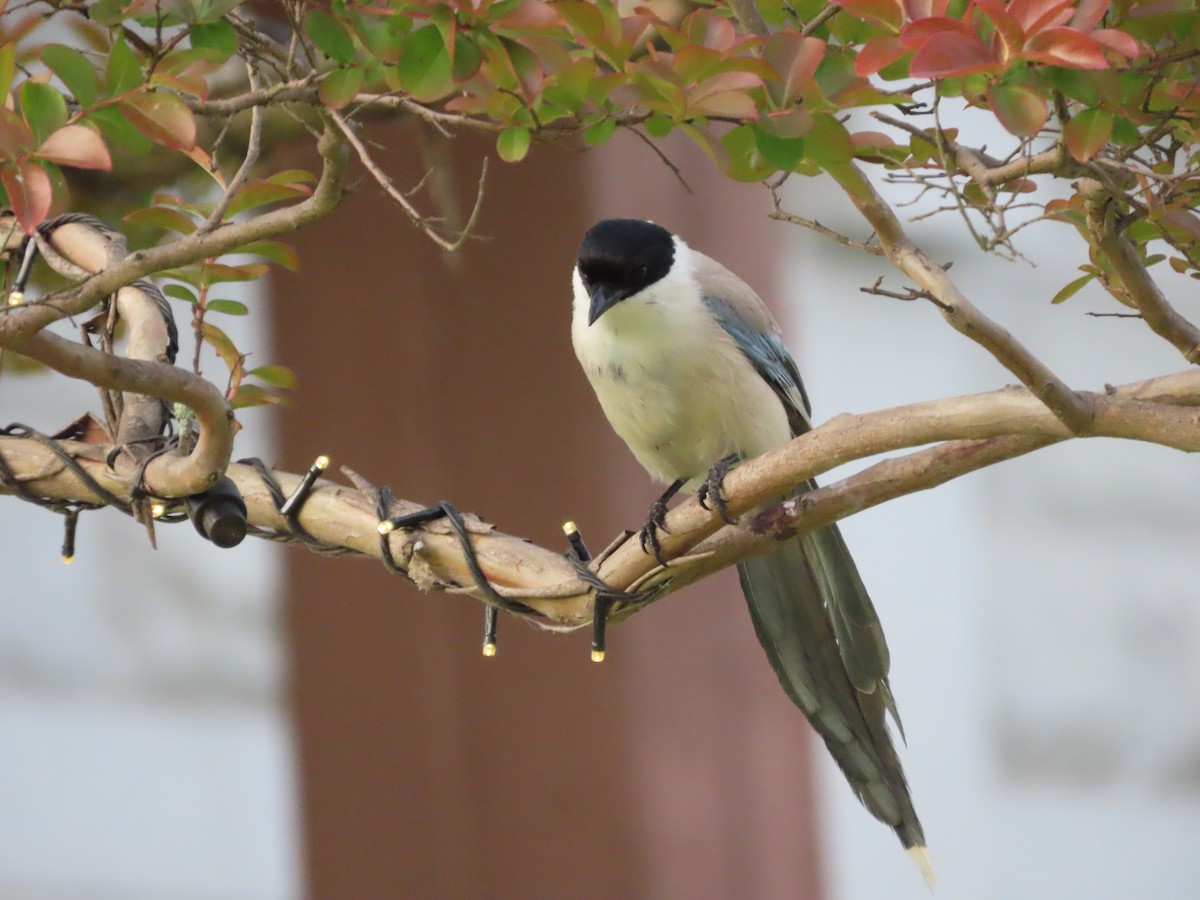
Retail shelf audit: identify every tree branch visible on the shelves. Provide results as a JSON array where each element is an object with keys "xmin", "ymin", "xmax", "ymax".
[
  {"xmin": 825, "ymin": 162, "xmax": 1095, "ymax": 432},
  {"xmin": 1081, "ymin": 178, "xmax": 1200, "ymax": 365},
  {"xmin": 4, "ymin": 369, "xmax": 1200, "ymax": 628}
]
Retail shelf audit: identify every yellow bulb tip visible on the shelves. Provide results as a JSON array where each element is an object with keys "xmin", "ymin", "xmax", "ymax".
[
  {"xmin": 482, "ymin": 642, "xmax": 497, "ymax": 657},
  {"xmin": 315, "ymin": 455, "xmax": 330, "ymax": 469},
  {"xmin": 151, "ymin": 504, "xmax": 166, "ymax": 518},
  {"xmin": 377, "ymin": 520, "xmax": 395, "ymax": 535},
  {"xmin": 562, "ymin": 520, "xmax": 577, "ymax": 535},
  {"xmin": 590, "ymin": 649, "xmax": 605, "ymax": 663},
  {"xmin": 61, "ymin": 555, "xmax": 74, "ymax": 565},
  {"xmin": 8, "ymin": 291, "xmax": 23, "ymax": 306}
]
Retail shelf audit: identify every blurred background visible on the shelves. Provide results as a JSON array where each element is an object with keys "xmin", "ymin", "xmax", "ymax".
[{"xmin": 2, "ymin": 114, "xmax": 1199, "ymax": 899}]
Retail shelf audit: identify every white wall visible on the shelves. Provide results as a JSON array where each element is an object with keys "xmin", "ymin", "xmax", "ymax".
[
  {"xmin": 781, "ymin": 157, "xmax": 1200, "ymax": 899},
  {"xmin": 0, "ymin": 283, "xmax": 300, "ymax": 899}
]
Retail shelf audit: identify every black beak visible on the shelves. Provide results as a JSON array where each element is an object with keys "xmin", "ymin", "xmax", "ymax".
[{"xmin": 587, "ymin": 284, "xmax": 626, "ymax": 326}]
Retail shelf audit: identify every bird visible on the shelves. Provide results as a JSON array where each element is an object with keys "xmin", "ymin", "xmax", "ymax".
[{"xmin": 570, "ymin": 218, "xmax": 931, "ymax": 876}]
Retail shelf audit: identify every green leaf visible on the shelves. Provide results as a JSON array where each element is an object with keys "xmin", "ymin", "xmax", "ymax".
[
  {"xmin": 319, "ymin": 67, "xmax": 364, "ymax": 109},
  {"xmin": 496, "ymin": 125, "xmax": 531, "ymax": 162},
  {"xmin": 583, "ymin": 116, "xmax": 616, "ymax": 146},
  {"xmin": 237, "ymin": 240, "xmax": 300, "ymax": 270},
  {"xmin": 246, "ymin": 365, "xmax": 297, "ymax": 389},
  {"xmin": 42, "ymin": 45, "xmax": 99, "ymax": 106},
  {"xmin": 753, "ymin": 124, "xmax": 806, "ymax": 170},
  {"xmin": 306, "ymin": 11, "xmax": 357, "ymax": 64},
  {"xmin": 397, "ymin": 26, "xmax": 453, "ymax": 102},
  {"xmin": 1051, "ymin": 273, "xmax": 1094, "ymax": 303},
  {"xmin": 19, "ymin": 82, "xmax": 68, "ymax": 144},
  {"xmin": 163, "ymin": 283, "xmax": 198, "ymax": 303},
  {"xmin": 987, "ymin": 84, "xmax": 1047, "ymax": 138},
  {"xmin": 1063, "ymin": 108, "xmax": 1112, "ymax": 162},
  {"xmin": 804, "ymin": 113, "xmax": 853, "ymax": 167},
  {"xmin": 196, "ymin": 0, "xmax": 242, "ymax": 24},
  {"xmin": 90, "ymin": 0, "xmax": 128, "ymax": 26},
  {"xmin": 124, "ymin": 205, "xmax": 197, "ymax": 234},
  {"xmin": 0, "ymin": 44, "xmax": 15, "ymax": 104},
  {"xmin": 189, "ymin": 21, "xmax": 238, "ymax": 60},
  {"xmin": 231, "ymin": 383, "xmax": 288, "ymax": 409},
  {"xmin": 227, "ymin": 182, "xmax": 310, "ymax": 218},
  {"xmin": 106, "ymin": 36, "xmax": 144, "ymax": 95},
  {"xmin": 200, "ymin": 261, "xmax": 270, "ymax": 285},
  {"xmin": 206, "ymin": 299, "xmax": 249, "ymax": 316},
  {"xmin": 721, "ymin": 124, "xmax": 775, "ymax": 182},
  {"xmin": 86, "ymin": 106, "xmax": 153, "ymax": 154},
  {"xmin": 644, "ymin": 115, "xmax": 673, "ymax": 138}
]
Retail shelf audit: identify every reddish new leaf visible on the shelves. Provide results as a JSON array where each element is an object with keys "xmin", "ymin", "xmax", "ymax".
[
  {"xmin": 763, "ymin": 34, "xmax": 826, "ymax": 105},
  {"xmin": 35, "ymin": 124, "xmax": 112, "ymax": 170},
  {"xmin": 684, "ymin": 9, "xmax": 737, "ymax": 52},
  {"xmin": 903, "ymin": 0, "xmax": 950, "ymax": 18},
  {"xmin": 1063, "ymin": 107, "xmax": 1112, "ymax": 160},
  {"xmin": 832, "ymin": 0, "xmax": 904, "ymax": 31},
  {"xmin": 1091, "ymin": 28, "xmax": 1141, "ymax": 58},
  {"xmin": 0, "ymin": 106, "xmax": 36, "ymax": 160},
  {"xmin": 974, "ymin": 0, "xmax": 1026, "ymax": 62},
  {"xmin": 1023, "ymin": 28, "xmax": 1109, "ymax": 69},
  {"xmin": 855, "ymin": 34, "xmax": 906, "ymax": 76},
  {"xmin": 900, "ymin": 16, "xmax": 978, "ymax": 50},
  {"xmin": 987, "ymin": 83, "xmax": 1048, "ymax": 137},
  {"xmin": 120, "ymin": 92, "xmax": 197, "ymax": 151},
  {"xmin": 910, "ymin": 31, "xmax": 999, "ymax": 78},
  {"xmin": 1008, "ymin": 0, "xmax": 1074, "ymax": 32},
  {"xmin": 1, "ymin": 161, "xmax": 53, "ymax": 234},
  {"xmin": 1071, "ymin": 0, "xmax": 1111, "ymax": 30}
]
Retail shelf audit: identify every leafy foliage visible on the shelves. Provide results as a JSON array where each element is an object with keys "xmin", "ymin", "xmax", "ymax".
[{"xmin": 0, "ymin": 0, "xmax": 1198, "ymax": 375}]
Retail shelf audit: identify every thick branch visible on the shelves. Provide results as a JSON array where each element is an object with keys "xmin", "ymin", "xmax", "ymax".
[
  {"xmin": 4, "ymin": 369, "xmax": 1200, "ymax": 628},
  {"xmin": 826, "ymin": 162, "xmax": 1095, "ymax": 431}
]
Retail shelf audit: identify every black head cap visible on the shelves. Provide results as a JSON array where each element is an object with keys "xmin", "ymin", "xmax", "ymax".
[{"xmin": 577, "ymin": 219, "xmax": 675, "ymax": 325}]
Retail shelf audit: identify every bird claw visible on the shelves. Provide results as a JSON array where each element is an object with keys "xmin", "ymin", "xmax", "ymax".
[
  {"xmin": 638, "ymin": 498, "xmax": 671, "ymax": 566},
  {"xmin": 697, "ymin": 456, "xmax": 737, "ymax": 525}
]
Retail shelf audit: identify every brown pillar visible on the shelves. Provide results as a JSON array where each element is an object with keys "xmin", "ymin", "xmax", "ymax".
[{"xmin": 275, "ymin": 123, "xmax": 823, "ymax": 899}]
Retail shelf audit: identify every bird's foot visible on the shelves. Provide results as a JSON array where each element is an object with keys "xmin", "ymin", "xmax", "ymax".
[
  {"xmin": 697, "ymin": 455, "xmax": 738, "ymax": 525},
  {"xmin": 638, "ymin": 497, "xmax": 671, "ymax": 567}
]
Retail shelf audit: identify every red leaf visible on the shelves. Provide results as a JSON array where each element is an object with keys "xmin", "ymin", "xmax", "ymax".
[
  {"xmin": 1008, "ymin": 0, "xmax": 1074, "ymax": 33},
  {"xmin": 910, "ymin": 31, "xmax": 1000, "ymax": 77},
  {"xmin": 1, "ymin": 161, "xmax": 52, "ymax": 234},
  {"xmin": 35, "ymin": 124, "xmax": 112, "ymax": 170},
  {"xmin": 1091, "ymin": 28, "xmax": 1141, "ymax": 58},
  {"xmin": 903, "ymin": 0, "xmax": 950, "ymax": 18},
  {"xmin": 987, "ymin": 83, "xmax": 1048, "ymax": 137},
  {"xmin": 832, "ymin": 0, "xmax": 904, "ymax": 31},
  {"xmin": 1070, "ymin": 0, "xmax": 1111, "ymax": 30},
  {"xmin": 0, "ymin": 107, "xmax": 36, "ymax": 160},
  {"xmin": 900, "ymin": 16, "xmax": 977, "ymax": 50},
  {"xmin": 855, "ymin": 35, "xmax": 907, "ymax": 76},
  {"xmin": 684, "ymin": 9, "xmax": 737, "ymax": 52},
  {"xmin": 764, "ymin": 34, "xmax": 826, "ymax": 105},
  {"xmin": 974, "ymin": 0, "xmax": 1026, "ymax": 62},
  {"xmin": 120, "ymin": 92, "xmax": 196, "ymax": 151},
  {"xmin": 1063, "ymin": 107, "xmax": 1112, "ymax": 161},
  {"xmin": 1023, "ymin": 28, "xmax": 1109, "ymax": 69},
  {"xmin": 687, "ymin": 90, "xmax": 760, "ymax": 119}
]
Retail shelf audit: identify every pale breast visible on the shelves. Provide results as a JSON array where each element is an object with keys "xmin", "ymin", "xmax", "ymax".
[{"xmin": 572, "ymin": 274, "xmax": 791, "ymax": 485}]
